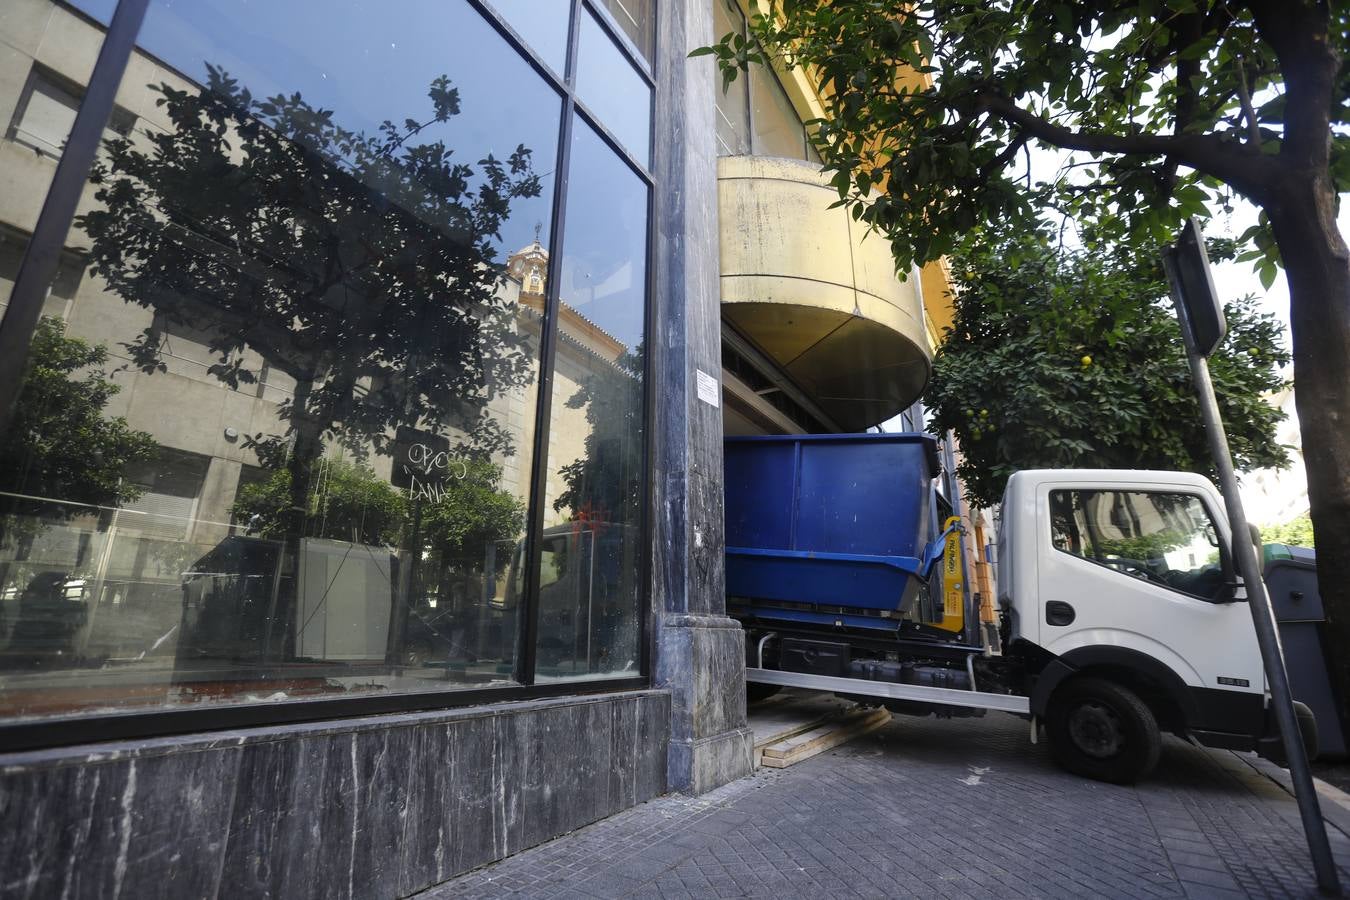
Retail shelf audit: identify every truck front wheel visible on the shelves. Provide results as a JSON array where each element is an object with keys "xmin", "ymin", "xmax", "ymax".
[{"xmin": 1046, "ymin": 677, "xmax": 1161, "ymax": 784}]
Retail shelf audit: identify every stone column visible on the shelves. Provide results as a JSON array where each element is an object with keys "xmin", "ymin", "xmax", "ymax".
[
  {"xmin": 650, "ymin": 0, "xmax": 754, "ymax": 794},
  {"xmin": 194, "ymin": 455, "xmax": 243, "ymax": 546}
]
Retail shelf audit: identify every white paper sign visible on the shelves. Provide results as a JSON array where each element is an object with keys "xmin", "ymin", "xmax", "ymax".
[{"xmin": 695, "ymin": 368, "xmax": 720, "ymax": 408}]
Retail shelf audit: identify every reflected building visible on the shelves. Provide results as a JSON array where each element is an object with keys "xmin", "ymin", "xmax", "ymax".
[
  {"xmin": 503, "ymin": 234, "xmax": 633, "ymax": 529},
  {"xmin": 0, "ymin": 2, "xmax": 966, "ymax": 896}
]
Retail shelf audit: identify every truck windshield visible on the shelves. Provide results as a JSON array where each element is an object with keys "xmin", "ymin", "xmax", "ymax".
[{"xmin": 1048, "ymin": 490, "xmax": 1228, "ymax": 601}]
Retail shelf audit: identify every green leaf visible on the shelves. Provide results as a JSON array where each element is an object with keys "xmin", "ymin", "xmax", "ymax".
[{"xmin": 1258, "ymin": 262, "xmax": 1277, "ymax": 291}]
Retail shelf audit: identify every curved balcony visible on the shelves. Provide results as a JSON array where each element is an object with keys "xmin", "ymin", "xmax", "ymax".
[{"xmin": 718, "ymin": 156, "xmax": 931, "ymax": 431}]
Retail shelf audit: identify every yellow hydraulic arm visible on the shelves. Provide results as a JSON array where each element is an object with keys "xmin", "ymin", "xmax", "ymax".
[{"xmin": 937, "ymin": 515, "xmax": 965, "ymax": 634}]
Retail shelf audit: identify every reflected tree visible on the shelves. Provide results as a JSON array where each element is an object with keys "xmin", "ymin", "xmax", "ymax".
[
  {"xmin": 78, "ymin": 67, "xmax": 542, "ymax": 538},
  {"xmin": 231, "ymin": 460, "xmax": 408, "ymax": 546},
  {"xmin": 0, "ymin": 317, "xmax": 156, "ymax": 544},
  {"xmin": 0, "ymin": 318, "xmax": 156, "ymax": 648},
  {"xmin": 231, "ymin": 457, "xmax": 523, "ymax": 574},
  {"xmin": 553, "ymin": 345, "xmax": 644, "ymax": 529},
  {"xmin": 421, "ymin": 459, "xmax": 525, "ymax": 569},
  {"xmin": 545, "ymin": 344, "xmax": 644, "ymax": 673}
]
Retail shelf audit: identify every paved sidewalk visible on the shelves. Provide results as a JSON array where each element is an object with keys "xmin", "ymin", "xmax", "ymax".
[{"xmin": 421, "ymin": 710, "xmax": 1350, "ymax": 899}]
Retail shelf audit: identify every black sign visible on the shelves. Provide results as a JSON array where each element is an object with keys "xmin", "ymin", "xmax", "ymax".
[
  {"xmin": 390, "ymin": 426, "xmax": 460, "ymax": 499},
  {"xmin": 1164, "ymin": 217, "xmax": 1227, "ymax": 358}
]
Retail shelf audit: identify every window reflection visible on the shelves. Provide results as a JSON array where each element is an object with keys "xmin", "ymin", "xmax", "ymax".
[
  {"xmin": 712, "ymin": 0, "xmax": 751, "ymax": 156},
  {"xmin": 532, "ymin": 116, "xmax": 647, "ymax": 680},
  {"xmin": 7, "ymin": 65, "xmax": 136, "ymax": 159},
  {"xmin": 0, "ymin": 0, "xmax": 562, "ymax": 716},
  {"xmin": 597, "ymin": 0, "xmax": 655, "ymax": 64},
  {"xmin": 575, "ymin": 7, "xmax": 651, "ymax": 165},
  {"xmin": 750, "ymin": 59, "xmax": 809, "ymax": 159},
  {"xmin": 486, "ymin": 0, "xmax": 571, "ymax": 75},
  {"xmin": 1049, "ymin": 491, "xmax": 1228, "ymax": 601},
  {"xmin": 712, "ymin": 0, "xmax": 814, "ymax": 162}
]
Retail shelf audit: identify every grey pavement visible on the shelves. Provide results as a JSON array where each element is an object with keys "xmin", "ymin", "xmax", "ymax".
[{"xmin": 419, "ymin": 708, "xmax": 1350, "ymax": 899}]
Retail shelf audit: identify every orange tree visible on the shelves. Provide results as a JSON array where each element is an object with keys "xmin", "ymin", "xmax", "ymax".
[{"xmin": 925, "ymin": 231, "xmax": 1289, "ymax": 508}]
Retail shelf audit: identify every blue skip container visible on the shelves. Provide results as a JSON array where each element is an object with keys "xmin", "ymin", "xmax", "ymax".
[{"xmin": 724, "ymin": 433, "xmax": 944, "ymax": 632}]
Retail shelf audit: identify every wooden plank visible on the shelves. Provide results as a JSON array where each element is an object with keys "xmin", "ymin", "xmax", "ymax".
[
  {"xmin": 754, "ymin": 714, "xmax": 833, "ymax": 750},
  {"xmin": 748, "ymin": 689, "xmax": 863, "ymax": 748},
  {"xmin": 758, "ymin": 708, "xmax": 891, "ymax": 768},
  {"xmin": 761, "ymin": 707, "xmax": 889, "ymax": 757}
]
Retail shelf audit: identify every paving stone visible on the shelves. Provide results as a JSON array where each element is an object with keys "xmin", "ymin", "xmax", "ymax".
[
  {"xmin": 418, "ymin": 711, "xmax": 1350, "ymax": 899},
  {"xmin": 1179, "ymin": 884, "xmax": 1250, "ymax": 900}
]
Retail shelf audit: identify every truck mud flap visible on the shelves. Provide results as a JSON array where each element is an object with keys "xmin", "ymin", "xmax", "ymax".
[{"xmin": 1253, "ymin": 700, "xmax": 1320, "ymax": 765}]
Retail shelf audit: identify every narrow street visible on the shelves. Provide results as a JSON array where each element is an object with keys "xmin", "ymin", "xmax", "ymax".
[{"xmin": 427, "ymin": 709, "xmax": 1350, "ymax": 899}]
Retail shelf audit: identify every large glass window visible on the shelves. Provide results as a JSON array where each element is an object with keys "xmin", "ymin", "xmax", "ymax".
[
  {"xmin": 712, "ymin": 0, "xmax": 751, "ymax": 156},
  {"xmin": 0, "ymin": 0, "xmax": 653, "ymax": 729},
  {"xmin": 487, "ymin": 0, "xmax": 571, "ymax": 75},
  {"xmin": 712, "ymin": 0, "xmax": 815, "ymax": 161},
  {"xmin": 531, "ymin": 117, "xmax": 647, "ymax": 680},
  {"xmin": 1049, "ymin": 490, "xmax": 1229, "ymax": 601},
  {"xmin": 576, "ymin": 6, "xmax": 652, "ymax": 165},
  {"xmin": 597, "ymin": 0, "xmax": 655, "ymax": 64},
  {"xmin": 750, "ymin": 60, "xmax": 809, "ymax": 160}
]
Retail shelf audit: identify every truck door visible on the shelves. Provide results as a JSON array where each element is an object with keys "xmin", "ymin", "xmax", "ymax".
[{"xmin": 1035, "ymin": 483, "xmax": 1264, "ymax": 702}]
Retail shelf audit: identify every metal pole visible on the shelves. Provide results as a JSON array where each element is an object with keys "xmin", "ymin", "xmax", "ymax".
[{"xmin": 1164, "ymin": 249, "xmax": 1341, "ymax": 895}]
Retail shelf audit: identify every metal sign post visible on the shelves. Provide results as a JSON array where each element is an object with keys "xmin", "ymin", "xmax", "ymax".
[{"xmin": 1163, "ymin": 218, "xmax": 1341, "ymax": 896}]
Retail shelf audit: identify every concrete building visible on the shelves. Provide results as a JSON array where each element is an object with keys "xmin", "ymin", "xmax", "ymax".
[
  {"xmin": 1240, "ymin": 380, "xmax": 1310, "ymax": 528},
  {"xmin": 0, "ymin": 1, "xmax": 959, "ymax": 896}
]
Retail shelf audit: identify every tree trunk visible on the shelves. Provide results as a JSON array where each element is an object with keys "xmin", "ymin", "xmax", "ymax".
[
  {"xmin": 1265, "ymin": 170, "xmax": 1350, "ymax": 727},
  {"xmin": 262, "ymin": 376, "xmax": 326, "ymax": 663}
]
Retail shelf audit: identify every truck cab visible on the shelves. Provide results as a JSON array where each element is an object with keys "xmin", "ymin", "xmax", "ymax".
[{"xmin": 1001, "ymin": 469, "xmax": 1303, "ymax": 782}]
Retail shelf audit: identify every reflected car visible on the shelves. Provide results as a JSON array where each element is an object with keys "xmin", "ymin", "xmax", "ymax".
[{"xmin": 3, "ymin": 572, "xmax": 88, "ymax": 667}]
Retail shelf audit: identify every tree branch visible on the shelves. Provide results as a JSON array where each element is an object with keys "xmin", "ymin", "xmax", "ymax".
[
  {"xmin": 981, "ymin": 129, "xmax": 1028, "ymax": 186},
  {"xmin": 971, "ymin": 90, "xmax": 1278, "ymax": 201},
  {"xmin": 1233, "ymin": 55, "xmax": 1263, "ymax": 146}
]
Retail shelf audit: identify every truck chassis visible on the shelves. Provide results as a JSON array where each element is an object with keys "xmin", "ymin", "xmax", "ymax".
[{"xmin": 746, "ymin": 666, "xmax": 1031, "ymax": 715}]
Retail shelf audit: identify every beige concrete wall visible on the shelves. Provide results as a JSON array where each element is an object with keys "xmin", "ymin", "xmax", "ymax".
[
  {"xmin": 730, "ymin": 0, "xmax": 957, "ymax": 351},
  {"xmin": 717, "ymin": 154, "xmax": 930, "ymax": 430}
]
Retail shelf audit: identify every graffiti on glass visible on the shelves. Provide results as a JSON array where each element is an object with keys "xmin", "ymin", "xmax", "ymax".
[{"xmin": 403, "ymin": 443, "xmax": 469, "ymax": 502}]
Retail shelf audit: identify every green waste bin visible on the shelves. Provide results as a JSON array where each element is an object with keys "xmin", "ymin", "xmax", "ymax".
[{"xmin": 1264, "ymin": 543, "xmax": 1346, "ymax": 758}]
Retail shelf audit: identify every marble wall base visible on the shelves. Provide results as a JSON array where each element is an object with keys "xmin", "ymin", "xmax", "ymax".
[
  {"xmin": 657, "ymin": 614, "xmax": 754, "ymax": 794},
  {"xmin": 0, "ymin": 690, "xmax": 670, "ymax": 900}
]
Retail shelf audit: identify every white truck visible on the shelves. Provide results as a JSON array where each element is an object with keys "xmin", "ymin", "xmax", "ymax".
[{"xmin": 735, "ymin": 457, "xmax": 1317, "ymax": 784}]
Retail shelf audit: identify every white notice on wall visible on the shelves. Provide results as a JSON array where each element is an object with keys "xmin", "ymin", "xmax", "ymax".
[{"xmin": 695, "ymin": 368, "xmax": 720, "ymax": 408}]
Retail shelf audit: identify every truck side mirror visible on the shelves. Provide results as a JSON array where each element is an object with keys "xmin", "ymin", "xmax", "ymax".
[{"xmin": 1218, "ymin": 523, "xmax": 1265, "ymax": 603}]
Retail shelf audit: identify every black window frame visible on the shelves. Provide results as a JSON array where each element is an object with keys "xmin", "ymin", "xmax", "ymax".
[
  {"xmin": 1047, "ymin": 488, "xmax": 1236, "ymax": 604},
  {"xmin": 0, "ymin": 0, "xmax": 658, "ymax": 752}
]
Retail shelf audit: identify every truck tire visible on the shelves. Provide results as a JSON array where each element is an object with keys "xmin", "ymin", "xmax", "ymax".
[{"xmin": 1046, "ymin": 677, "xmax": 1161, "ymax": 784}]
